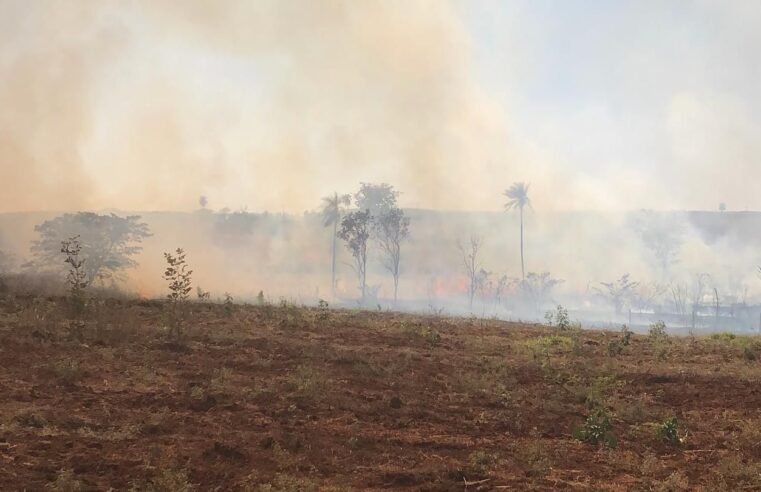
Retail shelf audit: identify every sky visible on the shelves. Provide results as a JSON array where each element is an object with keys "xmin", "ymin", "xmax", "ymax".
[{"xmin": 1, "ymin": 0, "xmax": 760, "ymax": 214}]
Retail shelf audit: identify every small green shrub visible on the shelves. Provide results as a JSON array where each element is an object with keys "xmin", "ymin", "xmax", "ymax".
[
  {"xmin": 316, "ymin": 299, "xmax": 330, "ymax": 322},
  {"xmin": 648, "ymin": 320, "xmax": 667, "ymax": 339},
  {"xmin": 421, "ymin": 326, "xmax": 441, "ymax": 346},
  {"xmin": 743, "ymin": 346, "xmax": 756, "ymax": 361},
  {"xmin": 223, "ymin": 293, "xmax": 234, "ymax": 317},
  {"xmin": 655, "ymin": 343, "xmax": 670, "ymax": 361},
  {"xmin": 162, "ymin": 248, "xmax": 193, "ymax": 341},
  {"xmin": 572, "ymin": 407, "xmax": 617, "ymax": 448},
  {"xmin": 655, "ymin": 417, "xmax": 684, "ymax": 446},
  {"xmin": 607, "ymin": 339, "xmax": 623, "ymax": 357},
  {"xmin": 545, "ymin": 305, "xmax": 571, "ymax": 330},
  {"xmin": 620, "ymin": 324, "xmax": 632, "ymax": 346}
]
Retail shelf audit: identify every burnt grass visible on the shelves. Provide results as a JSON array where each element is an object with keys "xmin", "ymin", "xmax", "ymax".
[{"xmin": 1, "ymin": 296, "xmax": 761, "ymax": 490}]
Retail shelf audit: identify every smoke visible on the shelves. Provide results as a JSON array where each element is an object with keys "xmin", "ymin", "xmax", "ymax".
[
  {"xmin": 2, "ymin": 1, "xmax": 761, "ymax": 331},
  {"xmin": 0, "ymin": 0, "xmax": 538, "ymax": 213},
  {"xmin": 0, "ymin": 2, "xmax": 124, "ymax": 212},
  {"xmin": 2, "ymin": 1, "xmax": 760, "ymax": 213}
]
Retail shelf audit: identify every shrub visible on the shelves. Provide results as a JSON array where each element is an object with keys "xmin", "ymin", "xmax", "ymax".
[
  {"xmin": 196, "ymin": 287, "xmax": 210, "ymax": 301},
  {"xmin": 743, "ymin": 346, "xmax": 756, "ymax": 361},
  {"xmin": 315, "ymin": 299, "xmax": 330, "ymax": 323},
  {"xmin": 61, "ymin": 236, "xmax": 89, "ymax": 317},
  {"xmin": 421, "ymin": 326, "xmax": 442, "ymax": 347},
  {"xmin": 162, "ymin": 248, "xmax": 193, "ymax": 340},
  {"xmin": 223, "ymin": 293, "xmax": 234, "ymax": 317},
  {"xmin": 468, "ymin": 450, "xmax": 499, "ymax": 473},
  {"xmin": 655, "ymin": 417, "xmax": 684, "ymax": 446},
  {"xmin": 572, "ymin": 407, "xmax": 617, "ymax": 448},
  {"xmin": 545, "ymin": 305, "xmax": 571, "ymax": 330},
  {"xmin": 620, "ymin": 324, "xmax": 632, "ymax": 346},
  {"xmin": 648, "ymin": 320, "xmax": 667, "ymax": 339},
  {"xmin": 607, "ymin": 339, "xmax": 624, "ymax": 357}
]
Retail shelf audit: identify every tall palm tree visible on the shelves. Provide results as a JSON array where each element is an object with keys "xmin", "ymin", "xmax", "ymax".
[
  {"xmin": 503, "ymin": 182, "xmax": 531, "ymax": 281},
  {"xmin": 321, "ymin": 192, "xmax": 351, "ymax": 297}
]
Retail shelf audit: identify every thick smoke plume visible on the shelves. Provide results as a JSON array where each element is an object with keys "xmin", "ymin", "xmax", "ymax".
[{"xmin": 0, "ymin": 0, "xmax": 539, "ymax": 213}]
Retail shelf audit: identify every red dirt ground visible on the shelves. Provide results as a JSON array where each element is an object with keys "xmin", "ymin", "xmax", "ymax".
[{"xmin": 1, "ymin": 296, "xmax": 760, "ymax": 490}]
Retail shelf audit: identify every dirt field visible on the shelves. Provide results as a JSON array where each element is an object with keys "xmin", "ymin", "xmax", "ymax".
[{"xmin": 1, "ymin": 296, "xmax": 760, "ymax": 491}]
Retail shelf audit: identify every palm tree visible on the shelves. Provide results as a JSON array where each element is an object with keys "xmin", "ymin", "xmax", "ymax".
[
  {"xmin": 321, "ymin": 192, "xmax": 351, "ymax": 297},
  {"xmin": 503, "ymin": 182, "xmax": 531, "ymax": 281}
]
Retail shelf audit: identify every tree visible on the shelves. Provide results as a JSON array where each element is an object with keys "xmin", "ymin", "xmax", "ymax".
[
  {"xmin": 631, "ymin": 282, "xmax": 667, "ymax": 314},
  {"xmin": 632, "ymin": 211, "xmax": 683, "ymax": 280},
  {"xmin": 374, "ymin": 207, "xmax": 410, "ymax": 304},
  {"xmin": 337, "ymin": 209, "xmax": 371, "ymax": 304},
  {"xmin": 199, "ymin": 195, "xmax": 208, "ymax": 210},
  {"xmin": 321, "ymin": 192, "xmax": 351, "ymax": 296},
  {"xmin": 457, "ymin": 235, "xmax": 484, "ymax": 312},
  {"xmin": 28, "ymin": 212, "xmax": 151, "ymax": 283},
  {"xmin": 689, "ymin": 273, "xmax": 712, "ymax": 333},
  {"xmin": 354, "ymin": 183, "xmax": 400, "ymax": 218},
  {"xmin": 503, "ymin": 182, "xmax": 531, "ymax": 281},
  {"xmin": 522, "ymin": 271, "xmax": 563, "ymax": 314},
  {"xmin": 594, "ymin": 274, "xmax": 639, "ymax": 316},
  {"xmin": 670, "ymin": 273, "xmax": 712, "ymax": 332}
]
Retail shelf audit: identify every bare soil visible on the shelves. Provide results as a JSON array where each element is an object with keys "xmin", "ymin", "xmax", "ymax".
[{"xmin": 1, "ymin": 296, "xmax": 760, "ymax": 490}]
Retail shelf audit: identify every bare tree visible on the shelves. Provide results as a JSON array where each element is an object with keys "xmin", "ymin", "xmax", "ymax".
[
  {"xmin": 670, "ymin": 283, "xmax": 688, "ymax": 319},
  {"xmin": 671, "ymin": 273, "xmax": 712, "ymax": 332},
  {"xmin": 374, "ymin": 207, "xmax": 410, "ymax": 304},
  {"xmin": 474, "ymin": 268, "xmax": 495, "ymax": 317},
  {"xmin": 689, "ymin": 273, "xmax": 712, "ymax": 333},
  {"xmin": 631, "ymin": 282, "xmax": 667, "ymax": 314},
  {"xmin": 338, "ymin": 209, "xmax": 371, "ymax": 304},
  {"xmin": 321, "ymin": 192, "xmax": 351, "ymax": 297},
  {"xmin": 490, "ymin": 274, "xmax": 511, "ymax": 315},
  {"xmin": 458, "ymin": 235, "xmax": 483, "ymax": 312},
  {"xmin": 594, "ymin": 274, "xmax": 639, "ymax": 316},
  {"xmin": 522, "ymin": 271, "xmax": 563, "ymax": 314}
]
